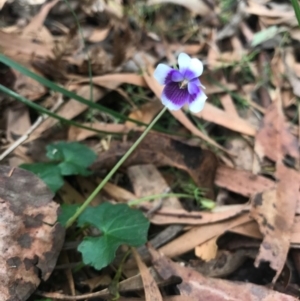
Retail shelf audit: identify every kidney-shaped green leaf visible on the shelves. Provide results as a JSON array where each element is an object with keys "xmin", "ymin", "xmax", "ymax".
[{"xmin": 77, "ymin": 202, "xmax": 149, "ymax": 270}]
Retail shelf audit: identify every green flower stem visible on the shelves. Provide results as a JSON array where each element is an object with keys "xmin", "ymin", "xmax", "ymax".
[
  {"xmin": 66, "ymin": 106, "xmax": 168, "ymax": 228},
  {"xmin": 128, "ymin": 193, "xmax": 194, "ymax": 206}
]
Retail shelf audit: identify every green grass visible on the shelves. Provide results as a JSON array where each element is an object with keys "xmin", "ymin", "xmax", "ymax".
[{"xmin": 291, "ymin": 0, "xmax": 300, "ymax": 28}]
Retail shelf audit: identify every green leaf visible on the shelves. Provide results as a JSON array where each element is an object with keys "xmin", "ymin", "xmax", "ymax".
[
  {"xmin": 78, "ymin": 203, "xmax": 149, "ymax": 270},
  {"xmin": 58, "ymin": 161, "xmax": 92, "ymax": 176},
  {"xmin": 251, "ymin": 26, "xmax": 285, "ymax": 47},
  {"xmin": 58, "ymin": 204, "xmax": 80, "ymax": 227},
  {"xmin": 47, "ymin": 141, "xmax": 96, "ymax": 165},
  {"xmin": 46, "ymin": 141, "xmax": 97, "ymax": 176},
  {"xmin": 20, "ymin": 163, "xmax": 64, "ymax": 192}
]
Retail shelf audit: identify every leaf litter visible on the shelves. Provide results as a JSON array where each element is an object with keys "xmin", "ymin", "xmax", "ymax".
[{"xmin": 1, "ymin": 0, "xmax": 300, "ymax": 300}]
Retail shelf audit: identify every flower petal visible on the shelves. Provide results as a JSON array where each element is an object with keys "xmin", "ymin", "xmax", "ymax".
[
  {"xmin": 188, "ymin": 90, "xmax": 207, "ymax": 113},
  {"xmin": 153, "ymin": 64, "xmax": 173, "ymax": 85},
  {"xmin": 178, "ymin": 53, "xmax": 191, "ymax": 72},
  {"xmin": 188, "ymin": 58, "xmax": 204, "ymax": 78},
  {"xmin": 171, "ymin": 70, "xmax": 184, "ymax": 82},
  {"xmin": 161, "ymin": 82, "xmax": 189, "ymax": 111},
  {"xmin": 178, "ymin": 53, "xmax": 204, "ymax": 80},
  {"xmin": 188, "ymin": 81, "xmax": 200, "ymax": 95},
  {"xmin": 190, "ymin": 78, "xmax": 201, "ymax": 86}
]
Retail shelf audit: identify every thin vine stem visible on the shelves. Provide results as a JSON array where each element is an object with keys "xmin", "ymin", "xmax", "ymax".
[{"xmin": 66, "ymin": 106, "xmax": 168, "ymax": 228}]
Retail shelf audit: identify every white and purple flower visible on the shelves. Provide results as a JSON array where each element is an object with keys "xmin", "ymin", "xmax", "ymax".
[{"xmin": 154, "ymin": 52, "xmax": 207, "ymax": 113}]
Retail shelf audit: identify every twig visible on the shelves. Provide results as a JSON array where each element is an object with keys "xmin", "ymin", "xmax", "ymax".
[
  {"xmin": 146, "ymin": 187, "xmax": 171, "ymax": 218},
  {"xmin": 0, "ymin": 95, "xmax": 63, "ymax": 161},
  {"xmin": 35, "ymin": 290, "xmax": 110, "ymax": 300}
]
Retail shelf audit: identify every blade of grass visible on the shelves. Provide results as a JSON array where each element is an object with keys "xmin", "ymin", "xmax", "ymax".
[
  {"xmin": 0, "ymin": 55, "xmax": 187, "ymax": 137},
  {"xmin": 0, "ymin": 54, "xmax": 143, "ymax": 125},
  {"xmin": 63, "ymin": 0, "xmax": 94, "ymax": 103},
  {"xmin": 292, "ymin": 0, "xmax": 300, "ymax": 28},
  {"xmin": 0, "ymin": 84, "xmax": 127, "ymax": 136},
  {"xmin": 0, "ymin": 53, "xmax": 197, "ymax": 138}
]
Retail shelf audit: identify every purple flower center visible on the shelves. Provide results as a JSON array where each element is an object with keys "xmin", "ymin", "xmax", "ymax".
[{"xmin": 178, "ymin": 79, "xmax": 189, "ymax": 89}]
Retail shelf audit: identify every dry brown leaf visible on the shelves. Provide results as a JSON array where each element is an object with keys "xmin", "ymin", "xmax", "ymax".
[
  {"xmin": 127, "ymin": 164, "xmax": 182, "ymax": 210},
  {"xmin": 230, "ymin": 220, "xmax": 263, "ymax": 239},
  {"xmin": 13, "ymin": 69, "xmax": 47, "ymax": 100},
  {"xmin": 251, "ymin": 95, "xmax": 300, "ymax": 282},
  {"xmin": 91, "ymin": 132, "xmax": 218, "ymax": 200},
  {"xmin": 208, "ymin": 49, "xmax": 247, "ymax": 68},
  {"xmin": 195, "ymin": 237, "xmax": 218, "ymax": 262},
  {"xmin": 225, "ymin": 137, "xmax": 254, "ymax": 171},
  {"xmin": 170, "ymin": 43, "xmax": 205, "ymax": 56},
  {"xmin": 220, "ymin": 93, "xmax": 238, "ymax": 116},
  {"xmin": 87, "ymin": 27, "xmax": 111, "ymax": 43},
  {"xmin": 215, "ymin": 165, "xmax": 275, "ymax": 197},
  {"xmin": 29, "ymin": 85, "xmax": 106, "ymax": 141},
  {"xmin": 281, "ymin": 89, "xmax": 296, "ymax": 108},
  {"xmin": 291, "ymin": 216, "xmax": 300, "ymax": 243},
  {"xmin": 255, "ymin": 102, "xmax": 299, "ymax": 162},
  {"xmin": 68, "ymin": 123, "xmax": 131, "ymax": 141},
  {"xmin": 6, "ymin": 106, "xmax": 31, "ymax": 142},
  {"xmin": 171, "ymin": 110, "xmax": 231, "ymax": 154},
  {"xmin": 140, "ymin": 203, "xmax": 249, "ymax": 225},
  {"xmin": 0, "ymin": 31, "xmax": 54, "ymax": 62},
  {"xmin": 194, "ymin": 102, "xmax": 257, "ymax": 136},
  {"xmin": 251, "ymin": 162, "xmax": 300, "ymax": 283},
  {"xmin": 76, "ymin": 177, "xmax": 102, "ymax": 206},
  {"xmin": 21, "ymin": 0, "xmax": 58, "ymax": 45},
  {"xmin": 101, "ymin": 180, "xmax": 137, "ymax": 203},
  {"xmin": 190, "ymin": 249, "xmax": 253, "ymax": 278},
  {"xmin": 284, "ymin": 48, "xmax": 300, "ymax": 98},
  {"xmin": 132, "ymin": 248, "xmax": 163, "ymax": 301},
  {"xmin": 158, "ymin": 213, "xmax": 251, "ymax": 258},
  {"xmin": 126, "ymin": 101, "xmax": 163, "ymax": 129},
  {"xmin": 73, "ymin": 73, "xmax": 148, "ymax": 89},
  {"xmin": 230, "ymin": 216, "xmax": 300, "ymax": 246},
  {"xmin": 149, "ymin": 245, "xmax": 298, "ymax": 301},
  {"xmin": 6, "ymin": 105, "xmax": 31, "ymax": 166},
  {"xmin": 147, "ymin": 0, "xmax": 211, "ymax": 16},
  {"xmin": 245, "ymin": 1, "xmax": 294, "ymax": 19},
  {"xmin": 290, "ymin": 28, "xmax": 300, "ymax": 41},
  {"xmin": 0, "ymin": 166, "xmax": 64, "ymax": 301},
  {"xmin": 80, "ymin": 274, "xmax": 112, "ymax": 292}
]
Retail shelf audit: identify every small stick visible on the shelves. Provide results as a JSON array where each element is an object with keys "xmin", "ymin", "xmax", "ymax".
[
  {"xmin": 35, "ymin": 291, "xmax": 109, "ymax": 300},
  {"xmin": 146, "ymin": 187, "xmax": 170, "ymax": 218},
  {"xmin": 7, "ymin": 167, "xmax": 15, "ymax": 177}
]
